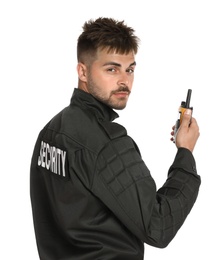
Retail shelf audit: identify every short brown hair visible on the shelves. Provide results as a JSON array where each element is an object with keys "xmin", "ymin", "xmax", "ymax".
[{"xmin": 77, "ymin": 17, "xmax": 140, "ymax": 63}]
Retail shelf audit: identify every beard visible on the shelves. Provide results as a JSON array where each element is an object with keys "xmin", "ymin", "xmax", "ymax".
[{"xmin": 86, "ymin": 73, "xmax": 131, "ymax": 110}]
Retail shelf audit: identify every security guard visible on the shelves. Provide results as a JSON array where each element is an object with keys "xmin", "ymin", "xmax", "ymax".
[{"xmin": 30, "ymin": 17, "xmax": 201, "ymax": 260}]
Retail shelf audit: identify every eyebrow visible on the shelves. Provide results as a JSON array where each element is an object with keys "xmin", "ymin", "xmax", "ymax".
[{"xmin": 103, "ymin": 61, "xmax": 137, "ymax": 67}]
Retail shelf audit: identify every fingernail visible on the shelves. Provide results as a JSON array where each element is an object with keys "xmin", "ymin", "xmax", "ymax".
[{"xmin": 185, "ymin": 109, "xmax": 192, "ymax": 115}]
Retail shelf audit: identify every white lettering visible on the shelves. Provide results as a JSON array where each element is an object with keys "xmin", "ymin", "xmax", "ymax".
[
  {"xmin": 61, "ymin": 151, "xmax": 66, "ymax": 177},
  {"xmin": 37, "ymin": 141, "xmax": 67, "ymax": 178},
  {"xmin": 45, "ymin": 143, "xmax": 50, "ymax": 170}
]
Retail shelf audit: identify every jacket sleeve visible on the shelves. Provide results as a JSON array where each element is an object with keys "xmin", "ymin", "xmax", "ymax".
[{"xmin": 91, "ymin": 136, "xmax": 201, "ymax": 248}]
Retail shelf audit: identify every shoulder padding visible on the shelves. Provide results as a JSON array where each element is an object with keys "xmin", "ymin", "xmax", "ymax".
[{"xmin": 99, "ymin": 121, "xmax": 127, "ymax": 140}]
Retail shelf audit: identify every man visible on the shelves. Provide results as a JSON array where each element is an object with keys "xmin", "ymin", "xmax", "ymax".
[{"xmin": 30, "ymin": 17, "xmax": 201, "ymax": 260}]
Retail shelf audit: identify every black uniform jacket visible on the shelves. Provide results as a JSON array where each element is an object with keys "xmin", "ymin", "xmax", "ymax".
[{"xmin": 30, "ymin": 88, "xmax": 201, "ymax": 260}]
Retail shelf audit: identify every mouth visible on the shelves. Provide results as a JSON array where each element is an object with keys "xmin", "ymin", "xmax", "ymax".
[
  {"xmin": 112, "ymin": 92, "xmax": 130, "ymax": 99},
  {"xmin": 112, "ymin": 88, "xmax": 130, "ymax": 98}
]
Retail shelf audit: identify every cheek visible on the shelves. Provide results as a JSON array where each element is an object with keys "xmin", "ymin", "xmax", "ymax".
[
  {"xmin": 91, "ymin": 68, "xmax": 105, "ymax": 83},
  {"xmin": 128, "ymin": 76, "xmax": 134, "ymax": 89},
  {"xmin": 96, "ymin": 72, "xmax": 115, "ymax": 88}
]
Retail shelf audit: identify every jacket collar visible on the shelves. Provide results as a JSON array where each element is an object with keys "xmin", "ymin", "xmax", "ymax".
[{"xmin": 70, "ymin": 88, "xmax": 119, "ymax": 122}]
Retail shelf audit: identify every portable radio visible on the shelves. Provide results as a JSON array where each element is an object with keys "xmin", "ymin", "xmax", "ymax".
[{"xmin": 174, "ymin": 89, "xmax": 193, "ymax": 138}]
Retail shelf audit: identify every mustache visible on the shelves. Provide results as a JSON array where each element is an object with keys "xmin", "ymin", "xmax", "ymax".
[{"xmin": 111, "ymin": 86, "xmax": 131, "ymax": 94}]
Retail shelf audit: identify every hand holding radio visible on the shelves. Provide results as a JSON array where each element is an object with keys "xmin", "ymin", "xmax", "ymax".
[{"xmin": 172, "ymin": 89, "xmax": 200, "ymax": 152}]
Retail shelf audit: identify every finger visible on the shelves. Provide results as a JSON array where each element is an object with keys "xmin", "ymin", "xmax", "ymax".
[
  {"xmin": 180, "ymin": 109, "xmax": 192, "ymax": 127},
  {"xmin": 189, "ymin": 117, "xmax": 200, "ymax": 133}
]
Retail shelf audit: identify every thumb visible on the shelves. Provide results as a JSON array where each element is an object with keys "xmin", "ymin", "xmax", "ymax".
[{"xmin": 181, "ymin": 109, "xmax": 192, "ymax": 127}]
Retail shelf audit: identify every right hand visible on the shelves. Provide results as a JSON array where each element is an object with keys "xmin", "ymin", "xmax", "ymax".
[{"xmin": 171, "ymin": 109, "xmax": 200, "ymax": 152}]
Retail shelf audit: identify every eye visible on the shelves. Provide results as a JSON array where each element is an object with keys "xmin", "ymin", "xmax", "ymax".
[
  {"xmin": 126, "ymin": 68, "xmax": 134, "ymax": 74},
  {"xmin": 107, "ymin": 67, "xmax": 116, "ymax": 72}
]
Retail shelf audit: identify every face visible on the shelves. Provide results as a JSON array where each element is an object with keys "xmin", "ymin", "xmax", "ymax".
[{"xmin": 78, "ymin": 48, "xmax": 136, "ymax": 110}]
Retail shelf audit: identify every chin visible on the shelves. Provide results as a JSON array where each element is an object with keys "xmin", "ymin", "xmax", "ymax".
[
  {"xmin": 107, "ymin": 99, "xmax": 128, "ymax": 110},
  {"xmin": 112, "ymin": 104, "xmax": 127, "ymax": 110}
]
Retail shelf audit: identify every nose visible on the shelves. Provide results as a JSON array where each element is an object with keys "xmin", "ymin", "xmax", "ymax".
[{"xmin": 117, "ymin": 72, "xmax": 129, "ymax": 87}]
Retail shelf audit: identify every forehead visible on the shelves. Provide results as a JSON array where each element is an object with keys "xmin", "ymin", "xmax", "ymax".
[{"xmin": 95, "ymin": 47, "xmax": 136, "ymax": 64}]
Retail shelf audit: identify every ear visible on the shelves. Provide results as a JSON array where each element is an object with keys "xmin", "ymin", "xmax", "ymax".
[{"xmin": 77, "ymin": 63, "xmax": 87, "ymax": 82}]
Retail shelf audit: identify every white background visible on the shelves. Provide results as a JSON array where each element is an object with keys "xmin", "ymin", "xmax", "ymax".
[{"xmin": 1, "ymin": 0, "xmax": 223, "ymax": 259}]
